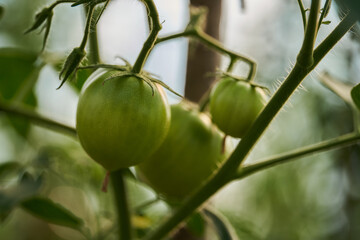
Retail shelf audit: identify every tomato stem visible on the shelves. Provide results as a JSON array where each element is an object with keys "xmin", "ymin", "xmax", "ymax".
[
  {"xmin": 111, "ymin": 169, "xmax": 133, "ymax": 240},
  {"xmin": 235, "ymin": 132, "xmax": 360, "ymax": 180},
  {"xmin": 79, "ymin": 4, "xmax": 95, "ymax": 50},
  {"xmin": 142, "ymin": 8, "xmax": 357, "ymax": 240},
  {"xmin": 132, "ymin": 0, "xmax": 162, "ymax": 74},
  {"xmin": 296, "ymin": 0, "xmax": 307, "ymax": 31},
  {"xmin": 155, "ymin": 29, "xmax": 256, "ymax": 81},
  {"xmin": 0, "ymin": 101, "xmax": 77, "ymax": 138},
  {"xmin": 296, "ymin": 0, "xmax": 320, "ymax": 68},
  {"xmin": 86, "ymin": 5, "xmax": 101, "ymax": 64}
]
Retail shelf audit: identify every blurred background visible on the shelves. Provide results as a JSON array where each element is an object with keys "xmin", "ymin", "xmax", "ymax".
[{"xmin": 0, "ymin": 0, "xmax": 359, "ymax": 239}]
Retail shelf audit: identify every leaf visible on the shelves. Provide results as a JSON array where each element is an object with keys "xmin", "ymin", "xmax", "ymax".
[
  {"xmin": 0, "ymin": 5, "xmax": 4, "ymax": 20},
  {"xmin": 0, "ymin": 161, "xmax": 22, "ymax": 180},
  {"xmin": 21, "ymin": 197, "xmax": 84, "ymax": 230},
  {"xmin": 318, "ymin": 72, "xmax": 353, "ymax": 105},
  {"xmin": 0, "ymin": 172, "xmax": 42, "ymax": 221},
  {"xmin": 351, "ymin": 83, "xmax": 360, "ymax": 111},
  {"xmin": 203, "ymin": 207, "xmax": 239, "ymax": 240},
  {"xmin": 0, "ymin": 48, "xmax": 39, "ymax": 137}
]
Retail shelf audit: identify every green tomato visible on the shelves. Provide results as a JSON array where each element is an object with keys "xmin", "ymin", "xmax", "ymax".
[
  {"xmin": 76, "ymin": 70, "xmax": 170, "ymax": 171},
  {"xmin": 136, "ymin": 101, "xmax": 230, "ymax": 201},
  {"xmin": 209, "ymin": 77, "xmax": 266, "ymax": 138}
]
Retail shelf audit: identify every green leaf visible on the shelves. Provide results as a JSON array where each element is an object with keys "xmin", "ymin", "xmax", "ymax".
[
  {"xmin": 351, "ymin": 83, "xmax": 360, "ymax": 111},
  {"xmin": 0, "ymin": 161, "xmax": 22, "ymax": 180},
  {"xmin": 21, "ymin": 197, "xmax": 84, "ymax": 230},
  {"xmin": 0, "ymin": 172, "xmax": 42, "ymax": 221},
  {"xmin": 0, "ymin": 5, "xmax": 4, "ymax": 20},
  {"xmin": 0, "ymin": 48, "xmax": 40, "ymax": 137},
  {"xmin": 203, "ymin": 208, "xmax": 239, "ymax": 240},
  {"xmin": 318, "ymin": 72, "xmax": 353, "ymax": 105}
]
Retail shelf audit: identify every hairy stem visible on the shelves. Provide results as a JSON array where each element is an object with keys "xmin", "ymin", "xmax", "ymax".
[
  {"xmin": 296, "ymin": 0, "xmax": 320, "ymax": 67},
  {"xmin": 235, "ymin": 132, "xmax": 360, "ymax": 179},
  {"xmin": 132, "ymin": 0, "xmax": 161, "ymax": 74},
  {"xmin": 156, "ymin": 29, "xmax": 256, "ymax": 81},
  {"xmin": 143, "ymin": 7, "xmax": 356, "ymax": 240},
  {"xmin": 111, "ymin": 169, "xmax": 133, "ymax": 240}
]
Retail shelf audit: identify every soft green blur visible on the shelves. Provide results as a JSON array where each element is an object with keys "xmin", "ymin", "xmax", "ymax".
[{"xmin": 0, "ymin": 0, "xmax": 359, "ymax": 239}]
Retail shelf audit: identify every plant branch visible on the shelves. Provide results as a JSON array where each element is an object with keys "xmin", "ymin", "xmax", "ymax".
[
  {"xmin": 297, "ymin": 0, "xmax": 307, "ymax": 30},
  {"xmin": 317, "ymin": 0, "xmax": 332, "ymax": 34},
  {"xmin": 142, "ymin": 5, "xmax": 356, "ymax": 240},
  {"xmin": 234, "ymin": 132, "xmax": 360, "ymax": 180},
  {"xmin": 111, "ymin": 169, "xmax": 133, "ymax": 240},
  {"xmin": 132, "ymin": 0, "xmax": 162, "ymax": 74},
  {"xmin": 296, "ymin": 0, "xmax": 320, "ymax": 68},
  {"xmin": 79, "ymin": 4, "xmax": 96, "ymax": 50},
  {"xmin": 0, "ymin": 101, "xmax": 77, "ymax": 138},
  {"xmin": 156, "ymin": 29, "xmax": 256, "ymax": 80},
  {"xmin": 86, "ymin": 5, "xmax": 101, "ymax": 64}
]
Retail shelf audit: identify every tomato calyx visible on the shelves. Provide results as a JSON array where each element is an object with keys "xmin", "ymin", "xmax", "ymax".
[
  {"xmin": 218, "ymin": 71, "xmax": 270, "ymax": 94},
  {"xmin": 76, "ymin": 61, "xmax": 183, "ymax": 98}
]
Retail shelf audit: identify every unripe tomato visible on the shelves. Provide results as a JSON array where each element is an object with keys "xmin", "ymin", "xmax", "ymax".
[
  {"xmin": 136, "ymin": 101, "xmax": 230, "ymax": 201},
  {"xmin": 76, "ymin": 70, "xmax": 170, "ymax": 171},
  {"xmin": 209, "ymin": 77, "xmax": 266, "ymax": 138}
]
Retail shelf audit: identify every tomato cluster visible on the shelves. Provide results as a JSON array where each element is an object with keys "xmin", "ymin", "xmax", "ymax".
[{"xmin": 76, "ymin": 71, "xmax": 266, "ymax": 200}]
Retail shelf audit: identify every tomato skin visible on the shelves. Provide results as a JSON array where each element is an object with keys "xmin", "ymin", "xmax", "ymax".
[
  {"xmin": 136, "ymin": 101, "xmax": 230, "ymax": 200},
  {"xmin": 76, "ymin": 70, "xmax": 170, "ymax": 171},
  {"xmin": 209, "ymin": 77, "xmax": 266, "ymax": 138}
]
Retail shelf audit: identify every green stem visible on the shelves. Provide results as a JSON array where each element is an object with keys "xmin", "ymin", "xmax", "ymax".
[
  {"xmin": 317, "ymin": 0, "xmax": 332, "ymax": 34},
  {"xmin": 86, "ymin": 6, "xmax": 101, "ymax": 64},
  {"xmin": 196, "ymin": 30, "xmax": 256, "ymax": 80},
  {"xmin": 111, "ymin": 169, "xmax": 133, "ymax": 240},
  {"xmin": 155, "ymin": 29, "xmax": 256, "ymax": 81},
  {"xmin": 142, "ymin": 9, "xmax": 356, "ymax": 240},
  {"xmin": 296, "ymin": 0, "xmax": 320, "ymax": 68},
  {"xmin": 155, "ymin": 31, "xmax": 193, "ymax": 44},
  {"xmin": 226, "ymin": 56, "xmax": 237, "ymax": 72},
  {"xmin": 132, "ymin": 0, "xmax": 161, "ymax": 74},
  {"xmin": 79, "ymin": 4, "xmax": 96, "ymax": 50},
  {"xmin": 297, "ymin": 0, "xmax": 307, "ymax": 30},
  {"xmin": 49, "ymin": 0, "xmax": 76, "ymax": 10},
  {"xmin": 235, "ymin": 132, "xmax": 360, "ymax": 179},
  {"xmin": 0, "ymin": 101, "xmax": 77, "ymax": 138}
]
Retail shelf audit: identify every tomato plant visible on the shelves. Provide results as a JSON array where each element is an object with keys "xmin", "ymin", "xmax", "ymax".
[
  {"xmin": 209, "ymin": 76, "xmax": 267, "ymax": 138},
  {"xmin": 137, "ymin": 101, "xmax": 230, "ymax": 201},
  {"xmin": 76, "ymin": 69, "xmax": 170, "ymax": 171},
  {"xmin": 0, "ymin": 0, "xmax": 360, "ymax": 240}
]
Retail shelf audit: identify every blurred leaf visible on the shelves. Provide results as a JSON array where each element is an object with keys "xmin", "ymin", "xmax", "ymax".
[
  {"xmin": 0, "ymin": 161, "xmax": 22, "ymax": 180},
  {"xmin": 0, "ymin": 172, "xmax": 42, "ymax": 221},
  {"xmin": 351, "ymin": 83, "xmax": 360, "ymax": 111},
  {"xmin": 0, "ymin": 5, "xmax": 4, "ymax": 20},
  {"xmin": 203, "ymin": 207, "xmax": 239, "ymax": 240},
  {"xmin": 318, "ymin": 72, "xmax": 353, "ymax": 105},
  {"xmin": 21, "ymin": 197, "xmax": 84, "ymax": 230},
  {"xmin": 220, "ymin": 211, "xmax": 262, "ymax": 240},
  {"xmin": 186, "ymin": 212, "xmax": 206, "ymax": 238},
  {"xmin": 0, "ymin": 48, "xmax": 40, "ymax": 137}
]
